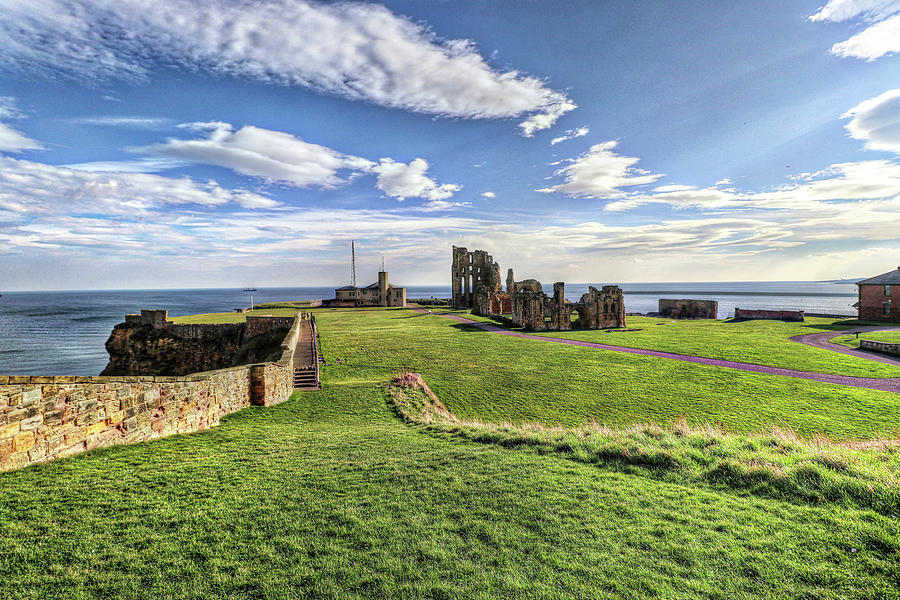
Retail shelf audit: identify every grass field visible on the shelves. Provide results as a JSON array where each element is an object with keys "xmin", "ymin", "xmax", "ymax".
[
  {"xmin": 2, "ymin": 305, "xmax": 899, "ymax": 598},
  {"xmin": 428, "ymin": 311, "xmax": 900, "ymax": 378},
  {"xmin": 833, "ymin": 330, "xmax": 900, "ymax": 349}
]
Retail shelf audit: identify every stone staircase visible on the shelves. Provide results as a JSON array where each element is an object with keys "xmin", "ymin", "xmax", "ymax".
[{"xmin": 293, "ymin": 314, "xmax": 321, "ymax": 391}]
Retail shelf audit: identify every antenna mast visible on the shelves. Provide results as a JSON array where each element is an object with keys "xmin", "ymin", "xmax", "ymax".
[
  {"xmin": 381, "ymin": 255, "xmax": 385, "ymax": 271},
  {"xmin": 351, "ymin": 240, "xmax": 357, "ymax": 287}
]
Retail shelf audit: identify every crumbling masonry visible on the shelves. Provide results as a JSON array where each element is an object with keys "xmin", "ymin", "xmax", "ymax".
[{"xmin": 451, "ymin": 246, "xmax": 626, "ymax": 330}]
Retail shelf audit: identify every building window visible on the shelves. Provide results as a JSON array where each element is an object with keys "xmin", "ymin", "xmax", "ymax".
[
  {"xmin": 885, "ymin": 301, "xmax": 892, "ymax": 316},
  {"xmin": 885, "ymin": 284, "xmax": 892, "ymax": 296}
]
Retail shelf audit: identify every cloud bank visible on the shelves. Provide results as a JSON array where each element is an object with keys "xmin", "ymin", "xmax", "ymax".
[
  {"xmin": 0, "ymin": 0, "xmax": 574, "ymax": 135},
  {"xmin": 810, "ymin": 0, "xmax": 900, "ymax": 59},
  {"xmin": 842, "ymin": 89, "xmax": 900, "ymax": 153},
  {"xmin": 139, "ymin": 122, "xmax": 461, "ymax": 202},
  {"xmin": 0, "ymin": 98, "xmax": 43, "ymax": 153},
  {"xmin": 538, "ymin": 141, "xmax": 664, "ymax": 198}
]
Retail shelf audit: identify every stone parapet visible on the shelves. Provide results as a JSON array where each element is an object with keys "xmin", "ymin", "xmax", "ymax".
[{"xmin": 0, "ymin": 311, "xmax": 303, "ymax": 473}]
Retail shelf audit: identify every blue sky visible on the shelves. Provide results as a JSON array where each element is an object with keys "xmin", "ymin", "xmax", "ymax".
[{"xmin": 1, "ymin": 0, "xmax": 900, "ymax": 290}]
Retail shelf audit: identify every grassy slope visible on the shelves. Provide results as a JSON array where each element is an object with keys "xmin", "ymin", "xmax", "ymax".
[
  {"xmin": 519, "ymin": 316, "xmax": 900, "ymax": 378},
  {"xmin": 2, "ymin": 363, "xmax": 898, "ymax": 598},
  {"xmin": 310, "ymin": 308, "xmax": 900, "ymax": 440}
]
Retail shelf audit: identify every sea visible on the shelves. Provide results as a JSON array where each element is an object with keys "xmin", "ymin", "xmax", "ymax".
[{"xmin": 0, "ymin": 282, "xmax": 859, "ymax": 376}]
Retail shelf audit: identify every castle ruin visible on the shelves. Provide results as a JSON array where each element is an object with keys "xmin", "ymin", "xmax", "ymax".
[{"xmin": 451, "ymin": 246, "xmax": 626, "ymax": 330}]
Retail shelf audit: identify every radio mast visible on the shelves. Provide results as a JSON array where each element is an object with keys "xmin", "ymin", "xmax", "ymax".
[{"xmin": 351, "ymin": 240, "xmax": 357, "ymax": 287}]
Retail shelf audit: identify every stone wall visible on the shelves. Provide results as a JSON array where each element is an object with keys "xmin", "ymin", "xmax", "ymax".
[
  {"xmin": 860, "ymin": 339, "xmax": 900, "ymax": 357},
  {"xmin": 0, "ymin": 312, "xmax": 303, "ymax": 473},
  {"xmin": 103, "ymin": 310, "xmax": 293, "ymax": 376},
  {"xmin": 733, "ymin": 308, "xmax": 805, "ymax": 322},
  {"xmin": 659, "ymin": 299, "xmax": 719, "ymax": 319}
]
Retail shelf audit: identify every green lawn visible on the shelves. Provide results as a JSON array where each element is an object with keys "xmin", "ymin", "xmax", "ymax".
[
  {"xmin": 309, "ymin": 308, "xmax": 900, "ymax": 440},
  {"xmin": 833, "ymin": 330, "xmax": 900, "ymax": 349},
  {"xmin": 507, "ymin": 315, "xmax": 900, "ymax": 378},
  {"xmin": 1, "ymin": 312, "xmax": 898, "ymax": 598}
]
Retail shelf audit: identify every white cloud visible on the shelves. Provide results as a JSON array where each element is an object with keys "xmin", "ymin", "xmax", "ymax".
[
  {"xmin": 714, "ymin": 177, "xmax": 733, "ymax": 186},
  {"xmin": 842, "ymin": 89, "xmax": 900, "ymax": 152},
  {"xmin": 418, "ymin": 200, "xmax": 472, "ymax": 212},
  {"xmin": 141, "ymin": 122, "xmax": 375, "ymax": 188},
  {"xmin": 537, "ymin": 141, "xmax": 665, "ymax": 199},
  {"xmin": 550, "ymin": 127, "xmax": 589, "ymax": 145},
  {"xmin": 67, "ymin": 116, "xmax": 172, "ymax": 128},
  {"xmin": 0, "ymin": 0, "xmax": 574, "ymax": 135},
  {"xmin": 810, "ymin": 1, "xmax": 900, "ymax": 59},
  {"xmin": 372, "ymin": 158, "xmax": 461, "ymax": 201},
  {"xmin": 481, "ymin": 191, "xmax": 496, "ymax": 198},
  {"xmin": 0, "ymin": 122, "xmax": 44, "ymax": 153},
  {"xmin": 64, "ymin": 158, "xmax": 185, "ymax": 173},
  {"xmin": 0, "ymin": 97, "xmax": 43, "ymax": 153},
  {"xmin": 0, "ymin": 156, "xmax": 278, "ymax": 214},
  {"xmin": 809, "ymin": 0, "xmax": 900, "ymax": 22}
]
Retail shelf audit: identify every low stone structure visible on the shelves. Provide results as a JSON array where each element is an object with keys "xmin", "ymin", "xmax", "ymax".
[
  {"xmin": 733, "ymin": 308, "xmax": 805, "ymax": 322},
  {"xmin": 451, "ymin": 246, "xmax": 626, "ymax": 330},
  {"xmin": 860, "ymin": 339, "xmax": 900, "ymax": 357},
  {"xmin": 658, "ymin": 299, "xmax": 718, "ymax": 319},
  {"xmin": 0, "ymin": 310, "xmax": 303, "ymax": 473}
]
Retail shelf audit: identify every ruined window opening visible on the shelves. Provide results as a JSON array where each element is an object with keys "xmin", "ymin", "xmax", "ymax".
[
  {"xmin": 885, "ymin": 301, "xmax": 892, "ymax": 316},
  {"xmin": 886, "ymin": 285, "xmax": 892, "ymax": 296}
]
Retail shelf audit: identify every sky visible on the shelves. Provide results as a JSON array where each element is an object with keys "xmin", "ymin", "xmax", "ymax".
[{"xmin": 1, "ymin": 0, "xmax": 900, "ymax": 290}]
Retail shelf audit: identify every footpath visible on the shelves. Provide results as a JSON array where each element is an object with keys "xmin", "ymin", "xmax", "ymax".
[{"xmin": 413, "ymin": 308, "xmax": 900, "ymax": 394}]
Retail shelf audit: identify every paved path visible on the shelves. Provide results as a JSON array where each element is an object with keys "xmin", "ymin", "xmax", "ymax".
[{"xmin": 412, "ymin": 308, "xmax": 900, "ymax": 393}]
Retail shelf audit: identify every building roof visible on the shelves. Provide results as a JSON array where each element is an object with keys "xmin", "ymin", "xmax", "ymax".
[
  {"xmin": 363, "ymin": 282, "xmax": 403, "ymax": 289},
  {"xmin": 335, "ymin": 285, "xmax": 358, "ymax": 291},
  {"xmin": 857, "ymin": 267, "xmax": 900, "ymax": 286}
]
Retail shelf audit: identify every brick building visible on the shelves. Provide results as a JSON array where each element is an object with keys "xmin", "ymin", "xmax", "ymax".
[{"xmin": 857, "ymin": 267, "xmax": 900, "ymax": 322}]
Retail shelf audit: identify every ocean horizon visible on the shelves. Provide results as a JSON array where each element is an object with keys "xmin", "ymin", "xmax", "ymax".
[{"xmin": 0, "ymin": 280, "xmax": 859, "ymax": 376}]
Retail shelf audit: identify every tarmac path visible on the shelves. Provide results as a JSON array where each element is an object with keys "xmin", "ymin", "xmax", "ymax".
[{"xmin": 412, "ymin": 308, "xmax": 900, "ymax": 394}]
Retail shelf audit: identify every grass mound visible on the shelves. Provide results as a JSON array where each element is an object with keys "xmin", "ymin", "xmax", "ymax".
[{"xmin": 388, "ymin": 372, "xmax": 900, "ymax": 515}]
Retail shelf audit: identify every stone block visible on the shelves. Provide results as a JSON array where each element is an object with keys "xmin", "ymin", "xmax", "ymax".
[
  {"xmin": 86, "ymin": 429, "xmax": 122, "ymax": 451},
  {"xmin": 19, "ymin": 414, "xmax": 43, "ymax": 431},
  {"xmin": 5, "ymin": 408, "xmax": 26, "ymax": 424},
  {"xmin": 1, "ymin": 452, "xmax": 29, "ymax": 472},
  {"xmin": 57, "ymin": 442, "xmax": 86, "ymax": 459},
  {"xmin": 42, "ymin": 408, "xmax": 65, "ymax": 426},
  {"xmin": 29, "ymin": 376, "xmax": 53, "ymax": 384},
  {"xmin": 64, "ymin": 428, "xmax": 88, "ymax": 447},
  {"xmin": 107, "ymin": 410, "xmax": 125, "ymax": 425},
  {"xmin": 0, "ymin": 438, "xmax": 12, "ymax": 462},
  {"xmin": 8, "ymin": 376, "xmax": 30, "ymax": 384},
  {"xmin": 12, "ymin": 431, "xmax": 35, "ymax": 453},
  {"xmin": 85, "ymin": 421, "xmax": 108, "ymax": 436},
  {"xmin": 0, "ymin": 422, "xmax": 21, "ymax": 440},
  {"xmin": 28, "ymin": 443, "xmax": 48, "ymax": 462}
]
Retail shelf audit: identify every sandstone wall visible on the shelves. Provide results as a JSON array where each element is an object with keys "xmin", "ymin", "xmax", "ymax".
[
  {"xmin": 733, "ymin": 308, "xmax": 805, "ymax": 322},
  {"xmin": 0, "ymin": 312, "xmax": 303, "ymax": 472}
]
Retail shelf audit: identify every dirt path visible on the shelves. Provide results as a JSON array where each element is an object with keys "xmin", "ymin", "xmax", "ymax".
[{"xmin": 412, "ymin": 308, "xmax": 900, "ymax": 393}]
